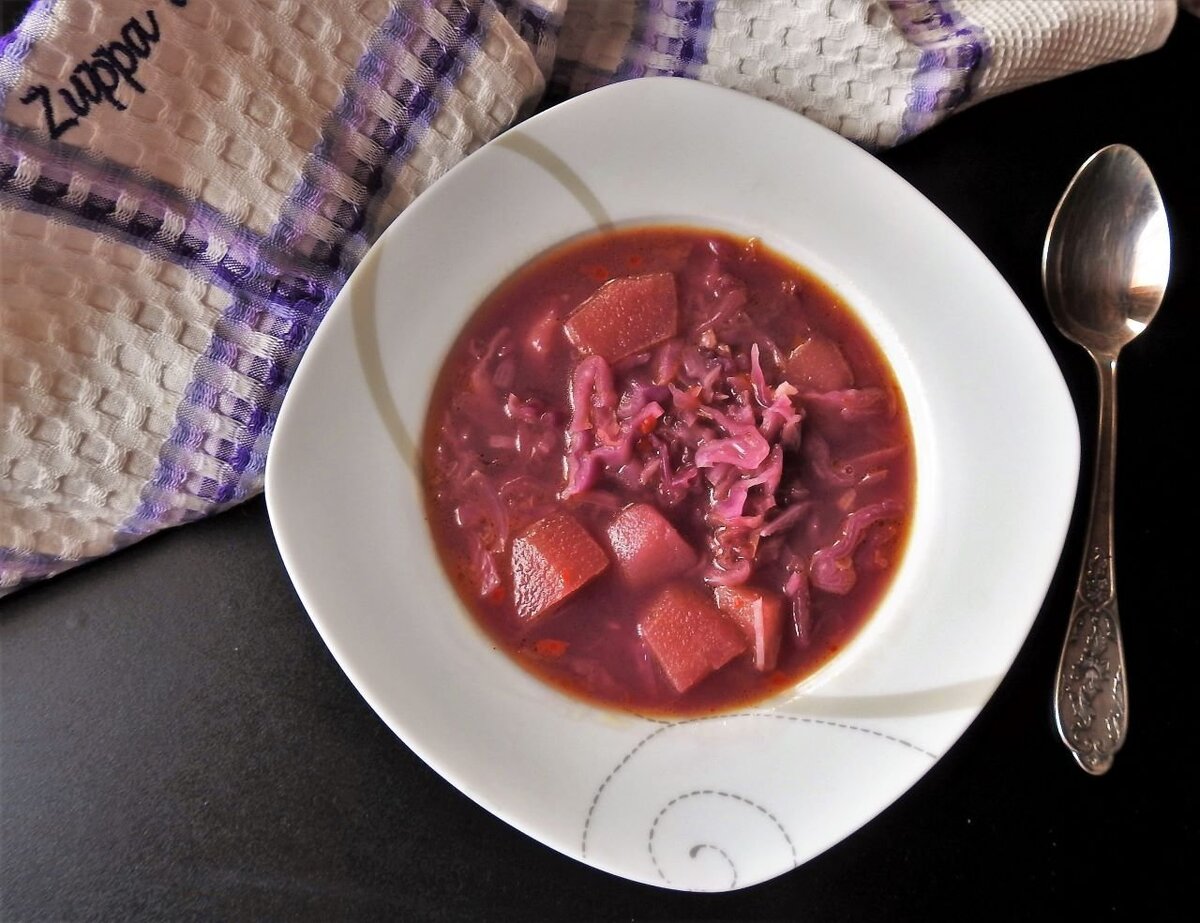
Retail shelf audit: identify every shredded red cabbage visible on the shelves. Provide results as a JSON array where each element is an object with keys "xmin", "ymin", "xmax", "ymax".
[{"xmin": 809, "ymin": 500, "xmax": 905, "ymax": 594}]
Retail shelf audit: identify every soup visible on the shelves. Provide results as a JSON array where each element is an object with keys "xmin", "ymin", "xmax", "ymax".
[{"xmin": 422, "ymin": 227, "xmax": 914, "ymax": 715}]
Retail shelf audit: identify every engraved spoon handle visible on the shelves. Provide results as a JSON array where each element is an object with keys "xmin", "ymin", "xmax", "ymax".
[{"xmin": 1055, "ymin": 354, "xmax": 1127, "ymax": 775}]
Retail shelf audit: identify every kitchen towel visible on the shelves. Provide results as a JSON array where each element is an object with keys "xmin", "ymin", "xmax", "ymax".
[{"xmin": 0, "ymin": 0, "xmax": 1180, "ymax": 593}]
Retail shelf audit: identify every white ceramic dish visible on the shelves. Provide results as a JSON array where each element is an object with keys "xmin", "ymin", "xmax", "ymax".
[{"xmin": 266, "ymin": 78, "xmax": 1079, "ymax": 892}]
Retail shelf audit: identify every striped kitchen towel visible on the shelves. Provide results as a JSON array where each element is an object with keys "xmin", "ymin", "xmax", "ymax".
[{"xmin": 0, "ymin": 0, "xmax": 1180, "ymax": 593}]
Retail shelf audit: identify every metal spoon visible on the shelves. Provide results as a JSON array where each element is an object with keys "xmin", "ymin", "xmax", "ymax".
[{"xmin": 1042, "ymin": 144, "xmax": 1169, "ymax": 775}]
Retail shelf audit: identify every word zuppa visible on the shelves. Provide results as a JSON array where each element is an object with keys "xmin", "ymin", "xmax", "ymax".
[{"xmin": 19, "ymin": 2, "xmax": 188, "ymax": 140}]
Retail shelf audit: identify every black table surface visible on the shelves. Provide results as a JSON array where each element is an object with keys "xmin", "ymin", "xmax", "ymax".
[{"xmin": 3, "ymin": 14, "xmax": 1198, "ymax": 922}]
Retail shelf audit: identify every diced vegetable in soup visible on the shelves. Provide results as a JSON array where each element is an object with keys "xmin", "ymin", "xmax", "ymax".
[
  {"xmin": 714, "ymin": 585, "xmax": 784, "ymax": 673},
  {"xmin": 563, "ymin": 273, "xmax": 678, "ymax": 361},
  {"xmin": 422, "ymin": 227, "xmax": 914, "ymax": 716},
  {"xmin": 605, "ymin": 503, "xmax": 696, "ymax": 589},
  {"xmin": 640, "ymin": 585, "xmax": 747, "ymax": 693},
  {"xmin": 510, "ymin": 513, "xmax": 608, "ymax": 622}
]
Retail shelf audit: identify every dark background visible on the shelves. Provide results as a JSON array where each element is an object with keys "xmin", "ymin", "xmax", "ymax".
[{"xmin": 3, "ymin": 5, "xmax": 1197, "ymax": 920}]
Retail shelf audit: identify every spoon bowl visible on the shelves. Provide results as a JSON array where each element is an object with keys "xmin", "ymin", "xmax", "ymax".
[
  {"xmin": 1044, "ymin": 145, "xmax": 1170, "ymax": 355},
  {"xmin": 1042, "ymin": 144, "xmax": 1170, "ymax": 775}
]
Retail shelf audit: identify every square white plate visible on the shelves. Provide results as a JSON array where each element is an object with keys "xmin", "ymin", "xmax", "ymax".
[{"xmin": 266, "ymin": 78, "xmax": 1079, "ymax": 891}]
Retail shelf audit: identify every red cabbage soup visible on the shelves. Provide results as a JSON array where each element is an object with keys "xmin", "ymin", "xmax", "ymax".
[{"xmin": 422, "ymin": 226, "xmax": 915, "ymax": 716}]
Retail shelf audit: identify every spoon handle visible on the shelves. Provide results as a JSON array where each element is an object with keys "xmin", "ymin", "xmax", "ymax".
[{"xmin": 1055, "ymin": 355, "xmax": 1127, "ymax": 775}]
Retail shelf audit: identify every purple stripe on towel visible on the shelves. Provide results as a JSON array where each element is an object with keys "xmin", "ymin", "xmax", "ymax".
[
  {"xmin": 493, "ymin": 0, "xmax": 562, "ymax": 43},
  {"xmin": 493, "ymin": 0, "xmax": 563, "ymax": 75},
  {"xmin": 0, "ymin": 128, "xmax": 331, "ymax": 307},
  {"xmin": 551, "ymin": 0, "xmax": 715, "ymax": 100},
  {"xmin": 889, "ymin": 0, "xmax": 989, "ymax": 141},
  {"xmin": 0, "ymin": 547, "xmax": 67, "ymax": 585},
  {"xmin": 666, "ymin": 0, "xmax": 717, "ymax": 78},
  {"xmin": 120, "ymin": 0, "xmax": 491, "ymax": 535},
  {"xmin": 613, "ymin": 0, "xmax": 661, "ymax": 81},
  {"xmin": 365, "ymin": 3, "xmax": 495, "ymax": 244},
  {"xmin": 344, "ymin": 14, "xmax": 461, "ymax": 264},
  {"xmin": 0, "ymin": 0, "xmax": 59, "ymax": 109}
]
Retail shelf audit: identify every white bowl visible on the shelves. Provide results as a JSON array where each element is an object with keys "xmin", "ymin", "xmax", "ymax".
[{"xmin": 266, "ymin": 78, "xmax": 1079, "ymax": 892}]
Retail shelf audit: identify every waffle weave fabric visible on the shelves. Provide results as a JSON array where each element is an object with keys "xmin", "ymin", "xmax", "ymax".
[{"xmin": 0, "ymin": 0, "xmax": 1180, "ymax": 593}]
